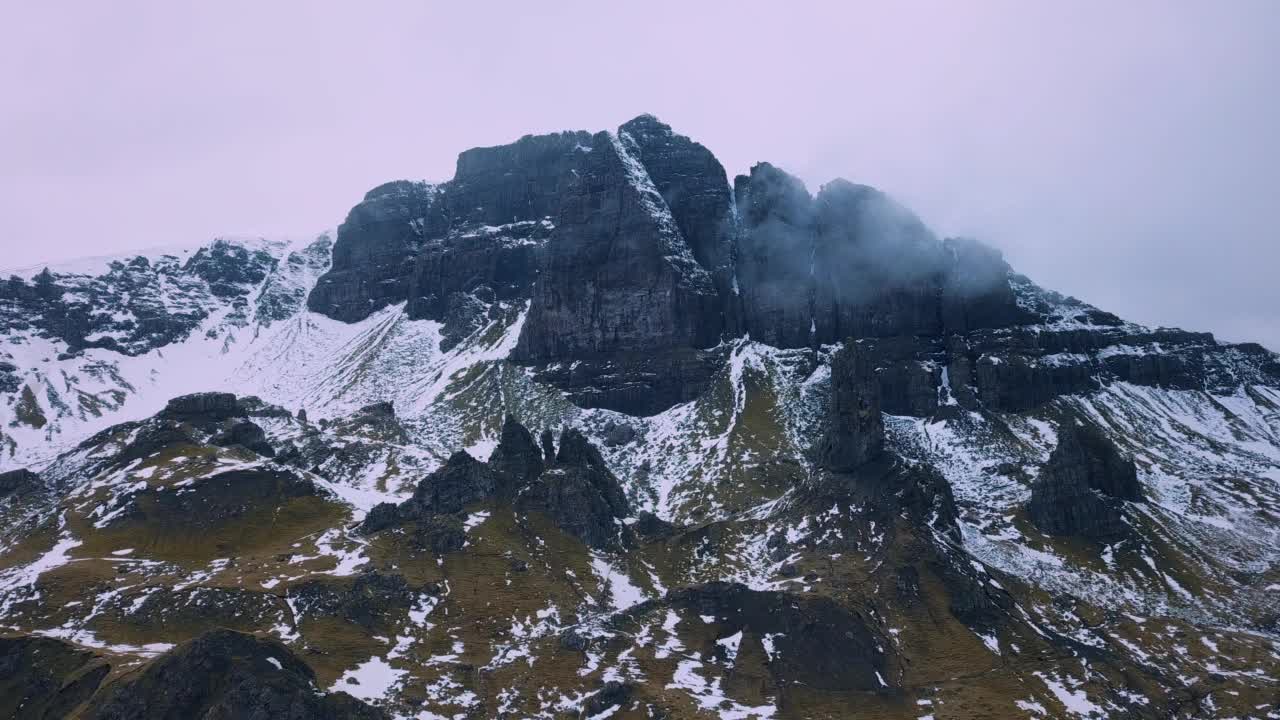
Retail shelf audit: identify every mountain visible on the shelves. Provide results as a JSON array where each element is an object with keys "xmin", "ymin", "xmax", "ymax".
[{"xmin": 1, "ymin": 115, "xmax": 1278, "ymax": 719}]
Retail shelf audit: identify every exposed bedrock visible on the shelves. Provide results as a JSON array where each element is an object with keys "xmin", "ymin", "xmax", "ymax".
[
  {"xmin": 662, "ymin": 582, "xmax": 893, "ymax": 692},
  {"xmin": 1026, "ymin": 422, "xmax": 1144, "ymax": 538},
  {"xmin": 820, "ymin": 341, "xmax": 885, "ymax": 472},
  {"xmin": 82, "ymin": 629, "xmax": 387, "ymax": 720},
  {"xmin": 513, "ymin": 128, "xmax": 722, "ymax": 361},
  {"xmin": 303, "ymin": 114, "xmax": 1279, "ymax": 417},
  {"xmin": 360, "ymin": 420, "xmax": 629, "ymax": 549}
]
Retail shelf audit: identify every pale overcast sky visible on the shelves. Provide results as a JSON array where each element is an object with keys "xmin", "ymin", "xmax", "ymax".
[{"xmin": 1, "ymin": 1, "xmax": 1277, "ymax": 349}]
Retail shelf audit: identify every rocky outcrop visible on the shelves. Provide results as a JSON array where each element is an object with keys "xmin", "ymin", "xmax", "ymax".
[
  {"xmin": 210, "ymin": 420, "xmax": 274, "ymax": 457},
  {"xmin": 159, "ymin": 392, "xmax": 241, "ymax": 424},
  {"xmin": 732, "ymin": 166, "xmax": 1029, "ymax": 351},
  {"xmin": 620, "ymin": 115, "xmax": 737, "ymax": 317},
  {"xmin": 102, "ymin": 468, "xmax": 317, "ymax": 533},
  {"xmin": 731, "ymin": 162, "xmax": 817, "ymax": 348},
  {"xmin": 0, "ymin": 468, "xmax": 41, "ymax": 496},
  {"xmin": 444, "ymin": 131, "xmax": 592, "ymax": 227},
  {"xmin": 0, "ymin": 635, "xmax": 108, "ymax": 720},
  {"xmin": 360, "ymin": 423, "xmax": 629, "ymax": 550},
  {"xmin": 183, "ymin": 239, "xmax": 278, "ymax": 298},
  {"xmin": 488, "ymin": 415, "xmax": 545, "ymax": 491},
  {"xmin": 307, "ymin": 181, "xmax": 442, "ymax": 322},
  {"xmin": 82, "ymin": 629, "xmax": 387, "ymax": 720},
  {"xmin": 513, "ymin": 129, "xmax": 721, "ymax": 362},
  {"xmin": 516, "ymin": 428, "xmax": 631, "ymax": 548},
  {"xmin": 288, "ymin": 572, "xmax": 419, "ymax": 631},
  {"xmin": 404, "ymin": 451, "xmax": 497, "ymax": 517},
  {"xmin": 1027, "ymin": 422, "xmax": 1143, "ymax": 538},
  {"xmin": 663, "ymin": 582, "xmax": 892, "ymax": 692},
  {"xmin": 310, "ymin": 133, "xmax": 591, "ymax": 325},
  {"xmin": 358, "ymin": 451, "xmax": 495, "ymax": 538},
  {"xmin": 820, "ymin": 342, "xmax": 884, "ymax": 472}
]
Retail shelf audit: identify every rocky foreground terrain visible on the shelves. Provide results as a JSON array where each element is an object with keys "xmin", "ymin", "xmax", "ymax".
[{"xmin": 1, "ymin": 115, "xmax": 1278, "ymax": 719}]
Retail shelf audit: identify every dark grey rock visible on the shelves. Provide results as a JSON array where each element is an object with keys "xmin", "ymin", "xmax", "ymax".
[
  {"xmin": 514, "ymin": 128, "xmax": 721, "ymax": 362},
  {"xmin": 516, "ymin": 429, "xmax": 630, "ymax": 549},
  {"xmin": 210, "ymin": 420, "xmax": 274, "ymax": 457},
  {"xmin": 307, "ymin": 181, "xmax": 442, "ymax": 322},
  {"xmin": 159, "ymin": 392, "xmax": 242, "ymax": 424},
  {"xmin": 1027, "ymin": 423, "xmax": 1143, "ymax": 538},
  {"xmin": 488, "ymin": 415, "xmax": 545, "ymax": 492},
  {"xmin": 405, "ymin": 451, "xmax": 496, "ymax": 517},
  {"xmin": 665, "ymin": 582, "xmax": 891, "ymax": 692},
  {"xmin": 357, "ymin": 401, "xmax": 395, "ymax": 419},
  {"xmin": 358, "ymin": 502, "xmax": 400, "ymax": 535},
  {"xmin": 0, "ymin": 468, "xmax": 41, "ymax": 496},
  {"xmin": 820, "ymin": 342, "xmax": 884, "ymax": 472},
  {"xmin": 0, "ymin": 635, "xmax": 108, "ymax": 720},
  {"xmin": 82, "ymin": 629, "xmax": 387, "ymax": 720},
  {"xmin": 288, "ymin": 572, "xmax": 417, "ymax": 630},
  {"xmin": 601, "ymin": 420, "xmax": 637, "ymax": 447}
]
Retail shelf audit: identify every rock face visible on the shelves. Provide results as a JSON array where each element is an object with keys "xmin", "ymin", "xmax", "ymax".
[
  {"xmin": 82, "ymin": 629, "xmax": 386, "ymax": 720},
  {"xmin": 517, "ymin": 428, "xmax": 631, "ymax": 548},
  {"xmin": 1027, "ymin": 423, "xmax": 1144, "ymax": 537},
  {"xmin": 619, "ymin": 115, "xmax": 737, "ymax": 308},
  {"xmin": 733, "ymin": 167, "xmax": 1029, "ymax": 350},
  {"xmin": 488, "ymin": 415, "xmax": 545, "ymax": 491},
  {"xmin": 309, "ymin": 133, "xmax": 591, "ymax": 326},
  {"xmin": 356, "ymin": 450, "xmax": 499, "ymax": 539},
  {"xmin": 0, "ymin": 467, "xmax": 41, "ymax": 496},
  {"xmin": 298, "ymin": 113, "xmax": 1278, "ymax": 417},
  {"xmin": 360, "ymin": 421, "xmax": 628, "ymax": 549},
  {"xmin": 820, "ymin": 342, "xmax": 885, "ymax": 472},
  {"xmin": 159, "ymin": 392, "xmax": 242, "ymax": 424},
  {"xmin": 513, "ymin": 129, "xmax": 721, "ymax": 363},
  {"xmin": 307, "ymin": 181, "xmax": 442, "ymax": 323},
  {"xmin": 405, "ymin": 451, "xmax": 497, "ymax": 517}
]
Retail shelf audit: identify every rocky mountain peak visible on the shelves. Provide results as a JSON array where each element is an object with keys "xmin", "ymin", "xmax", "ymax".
[{"xmin": 0, "ymin": 115, "xmax": 1278, "ymax": 719}]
